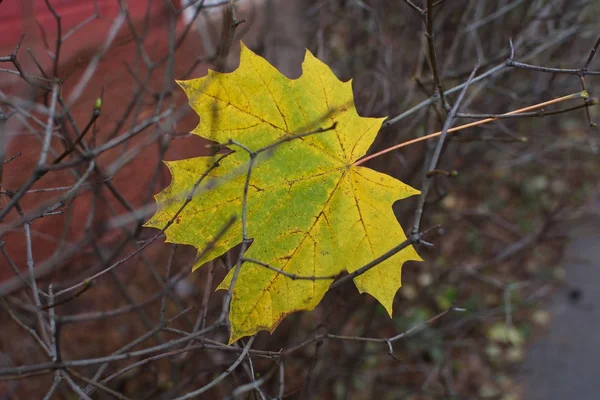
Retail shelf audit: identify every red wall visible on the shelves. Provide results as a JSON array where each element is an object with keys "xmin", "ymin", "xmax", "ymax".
[
  {"xmin": 2, "ymin": 1, "xmax": 112, "ymax": 46},
  {"xmin": 0, "ymin": 1, "xmax": 167, "ymax": 53},
  {"xmin": 0, "ymin": 0, "xmax": 204, "ymax": 284}
]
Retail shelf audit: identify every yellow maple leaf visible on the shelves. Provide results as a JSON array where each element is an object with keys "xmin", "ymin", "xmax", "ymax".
[{"xmin": 145, "ymin": 43, "xmax": 422, "ymax": 343}]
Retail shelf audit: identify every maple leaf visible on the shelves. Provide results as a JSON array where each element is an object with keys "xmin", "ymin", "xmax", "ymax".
[{"xmin": 145, "ymin": 43, "xmax": 422, "ymax": 343}]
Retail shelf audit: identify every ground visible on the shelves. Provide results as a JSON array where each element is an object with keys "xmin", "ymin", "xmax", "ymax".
[{"xmin": 520, "ymin": 192, "xmax": 600, "ymax": 399}]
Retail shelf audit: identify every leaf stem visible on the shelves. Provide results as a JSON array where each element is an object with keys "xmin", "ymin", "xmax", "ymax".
[{"xmin": 353, "ymin": 91, "xmax": 588, "ymax": 166}]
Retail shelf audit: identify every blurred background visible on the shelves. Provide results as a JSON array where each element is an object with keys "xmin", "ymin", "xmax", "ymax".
[{"xmin": 0, "ymin": 0, "xmax": 598, "ymax": 398}]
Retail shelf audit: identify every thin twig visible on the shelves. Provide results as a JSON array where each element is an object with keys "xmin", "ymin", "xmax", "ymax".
[
  {"xmin": 173, "ymin": 336, "xmax": 255, "ymax": 400},
  {"xmin": 355, "ymin": 91, "xmax": 587, "ymax": 166},
  {"xmin": 412, "ymin": 62, "xmax": 480, "ymax": 235}
]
